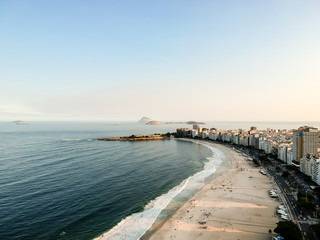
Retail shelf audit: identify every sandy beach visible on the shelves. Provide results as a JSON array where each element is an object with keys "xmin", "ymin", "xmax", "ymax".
[{"xmin": 142, "ymin": 139, "xmax": 280, "ymax": 240}]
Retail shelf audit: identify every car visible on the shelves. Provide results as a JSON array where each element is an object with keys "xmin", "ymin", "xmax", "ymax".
[{"xmin": 277, "ymin": 209, "xmax": 287, "ymax": 215}]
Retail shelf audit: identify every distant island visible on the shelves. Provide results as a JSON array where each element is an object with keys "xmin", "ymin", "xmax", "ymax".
[
  {"xmin": 12, "ymin": 120, "xmax": 29, "ymax": 125},
  {"xmin": 138, "ymin": 117, "xmax": 164, "ymax": 125},
  {"xmin": 166, "ymin": 121, "xmax": 205, "ymax": 125},
  {"xmin": 95, "ymin": 134, "xmax": 170, "ymax": 141},
  {"xmin": 138, "ymin": 117, "xmax": 204, "ymax": 125},
  {"xmin": 146, "ymin": 121, "xmax": 163, "ymax": 125},
  {"xmin": 138, "ymin": 117, "xmax": 153, "ymax": 124}
]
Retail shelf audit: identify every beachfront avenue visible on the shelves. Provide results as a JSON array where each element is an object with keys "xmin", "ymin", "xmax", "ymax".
[
  {"xmin": 175, "ymin": 126, "xmax": 320, "ymax": 240},
  {"xmin": 261, "ymin": 157, "xmax": 314, "ymax": 240}
]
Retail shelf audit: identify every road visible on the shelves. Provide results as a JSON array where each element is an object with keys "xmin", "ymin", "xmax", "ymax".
[{"xmin": 255, "ymin": 153, "xmax": 315, "ymax": 240}]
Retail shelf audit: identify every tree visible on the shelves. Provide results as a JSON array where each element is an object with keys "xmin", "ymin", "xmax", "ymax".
[
  {"xmin": 253, "ymin": 159, "xmax": 260, "ymax": 166},
  {"xmin": 286, "ymin": 165, "xmax": 296, "ymax": 171},
  {"xmin": 282, "ymin": 170, "xmax": 289, "ymax": 178},
  {"xmin": 259, "ymin": 154, "xmax": 268, "ymax": 162},
  {"xmin": 311, "ymin": 223, "xmax": 320, "ymax": 239},
  {"xmin": 274, "ymin": 220, "xmax": 302, "ymax": 240},
  {"xmin": 314, "ymin": 188, "xmax": 320, "ymax": 200},
  {"xmin": 297, "ymin": 194, "xmax": 315, "ymax": 213},
  {"xmin": 303, "ymin": 175, "xmax": 312, "ymax": 182}
]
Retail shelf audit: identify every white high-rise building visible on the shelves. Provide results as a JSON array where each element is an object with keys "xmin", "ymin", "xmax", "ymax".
[
  {"xmin": 312, "ymin": 158, "xmax": 320, "ymax": 186},
  {"xmin": 300, "ymin": 154, "xmax": 314, "ymax": 177}
]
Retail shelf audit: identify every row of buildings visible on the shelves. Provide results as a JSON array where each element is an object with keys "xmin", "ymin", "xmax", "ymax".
[{"xmin": 176, "ymin": 125, "xmax": 320, "ymax": 185}]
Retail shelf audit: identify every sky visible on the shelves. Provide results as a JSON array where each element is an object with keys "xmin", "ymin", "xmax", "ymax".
[{"xmin": 0, "ymin": 0, "xmax": 319, "ymax": 122}]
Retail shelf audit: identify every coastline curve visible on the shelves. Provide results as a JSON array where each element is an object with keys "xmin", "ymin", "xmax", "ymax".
[{"xmin": 93, "ymin": 139, "xmax": 225, "ymax": 240}]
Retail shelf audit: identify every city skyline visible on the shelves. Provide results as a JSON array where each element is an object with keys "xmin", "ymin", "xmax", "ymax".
[{"xmin": 1, "ymin": 1, "xmax": 320, "ymax": 121}]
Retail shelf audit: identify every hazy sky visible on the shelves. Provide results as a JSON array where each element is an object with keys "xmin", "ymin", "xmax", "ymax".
[{"xmin": 1, "ymin": 1, "xmax": 319, "ymax": 121}]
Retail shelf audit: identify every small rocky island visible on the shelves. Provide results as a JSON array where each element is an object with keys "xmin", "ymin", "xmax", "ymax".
[
  {"xmin": 138, "ymin": 117, "xmax": 153, "ymax": 123},
  {"xmin": 139, "ymin": 117, "xmax": 163, "ymax": 125},
  {"xmin": 12, "ymin": 120, "xmax": 29, "ymax": 125},
  {"xmin": 138, "ymin": 117, "xmax": 204, "ymax": 125},
  {"xmin": 146, "ymin": 121, "xmax": 163, "ymax": 125},
  {"xmin": 95, "ymin": 134, "xmax": 170, "ymax": 141}
]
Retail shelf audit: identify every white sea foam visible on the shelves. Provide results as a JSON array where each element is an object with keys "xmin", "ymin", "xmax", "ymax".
[{"xmin": 94, "ymin": 141, "xmax": 224, "ymax": 240}]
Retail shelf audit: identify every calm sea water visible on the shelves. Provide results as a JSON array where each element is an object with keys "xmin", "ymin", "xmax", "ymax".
[
  {"xmin": 0, "ymin": 122, "xmax": 212, "ymax": 240},
  {"xmin": 1, "ymin": 121, "xmax": 319, "ymax": 240}
]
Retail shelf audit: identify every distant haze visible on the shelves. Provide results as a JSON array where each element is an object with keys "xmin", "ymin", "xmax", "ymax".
[{"xmin": 1, "ymin": 1, "xmax": 319, "ymax": 122}]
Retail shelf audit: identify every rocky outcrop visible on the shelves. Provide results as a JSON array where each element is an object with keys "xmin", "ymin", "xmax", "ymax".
[{"xmin": 95, "ymin": 134, "xmax": 169, "ymax": 141}]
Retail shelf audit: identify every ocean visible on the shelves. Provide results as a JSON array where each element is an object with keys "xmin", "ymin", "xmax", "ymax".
[
  {"xmin": 1, "ymin": 121, "xmax": 319, "ymax": 240},
  {"xmin": 0, "ymin": 122, "xmax": 213, "ymax": 240}
]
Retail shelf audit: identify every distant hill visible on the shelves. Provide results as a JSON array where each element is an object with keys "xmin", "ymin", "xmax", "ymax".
[
  {"xmin": 138, "ymin": 117, "xmax": 153, "ymax": 123},
  {"xmin": 139, "ymin": 117, "xmax": 203, "ymax": 125}
]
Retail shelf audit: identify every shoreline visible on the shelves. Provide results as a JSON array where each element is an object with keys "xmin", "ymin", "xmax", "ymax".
[
  {"xmin": 93, "ymin": 138, "xmax": 225, "ymax": 240},
  {"xmin": 142, "ymin": 139, "xmax": 280, "ymax": 240},
  {"xmin": 93, "ymin": 138, "xmax": 280, "ymax": 240},
  {"xmin": 141, "ymin": 139, "xmax": 232, "ymax": 240}
]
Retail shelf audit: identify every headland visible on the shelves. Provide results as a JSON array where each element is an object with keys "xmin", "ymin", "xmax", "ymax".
[{"xmin": 95, "ymin": 134, "xmax": 170, "ymax": 141}]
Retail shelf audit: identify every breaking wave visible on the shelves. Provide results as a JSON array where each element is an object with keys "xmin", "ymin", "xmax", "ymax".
[{"xmin": 94, "ymin": 141, "xmax": 224, "ymax": 240}]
